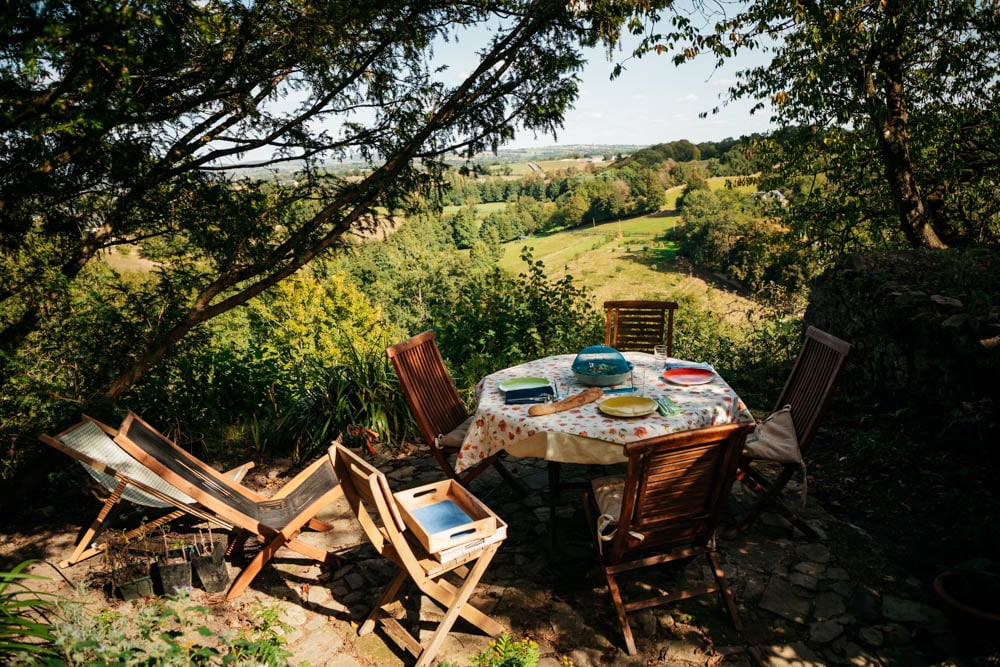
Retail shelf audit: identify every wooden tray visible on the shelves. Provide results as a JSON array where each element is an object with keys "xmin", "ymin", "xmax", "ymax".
[{"xmin": 394, "ymin": 480, "xmax": 498, "ymax": 555}]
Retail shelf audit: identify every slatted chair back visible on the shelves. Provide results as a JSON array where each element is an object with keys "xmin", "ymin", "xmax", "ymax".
[
  {"xmin": 731, "ymin": 326, "xmax": 852, "ymax": 539},
  {"xmin": 603, "ymin": 300, "xmax": 678, "ymax": 355},
  {"xmin": 386, "ymin": 330, "xmax": 525, "ymax": 490},
  {"xmin": 586, "ymin": 422, "xmax": 754, "ymax": 654},
  {"xmin": 386, "ymin": 330, "xmax": 468, "ymax": 452},
  {"xmin": 772, "ymin": 326, "xmax": 852, "ymax": 456},
  {"xmin": 606, "ymin": 422, "xmax": 753, "ymax": 563}
]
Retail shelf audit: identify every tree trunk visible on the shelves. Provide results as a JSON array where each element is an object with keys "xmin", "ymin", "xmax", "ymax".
[{"xmin": 870, "ymin": 5, "xmax": 946, "ymax": 250}]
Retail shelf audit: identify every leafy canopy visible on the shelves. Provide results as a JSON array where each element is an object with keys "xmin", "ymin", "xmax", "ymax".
[
  {"xmin": 636, "ymin": 0, "xmax": 1000, "ymax": 250},
  {"xmin": 0, "ymin": 0, "xmax": 674, "ymax": 413}
]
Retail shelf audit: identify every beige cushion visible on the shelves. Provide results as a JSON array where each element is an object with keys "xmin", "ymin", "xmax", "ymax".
[
  {"xmin": 743, "ymin": 405, "xmax": 807, "ymax": 503},
  {"xmin": 592, "ymin": 474, "xmax": 625, "ymax": 523},
  {"xmin": 744, "ymin": 405, "xmax": 801, "ymax": 464},
  {"xmin": 591, "ymin": 474, "xmax": 644, "ymax": 548},
  {"xmin": 436, "ymin": 415, "xmax": 474, "ymax": 450}
]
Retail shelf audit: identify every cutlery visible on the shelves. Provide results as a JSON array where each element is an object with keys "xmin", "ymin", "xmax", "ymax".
[{"xmin": 656, "ymin": 396, "xmax": 679, "ymax": 416}]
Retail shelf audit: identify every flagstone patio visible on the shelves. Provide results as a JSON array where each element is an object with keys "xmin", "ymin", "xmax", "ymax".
[{"xmin": 1, "ymin": 449, "xmax": 981, "ymax": 666}]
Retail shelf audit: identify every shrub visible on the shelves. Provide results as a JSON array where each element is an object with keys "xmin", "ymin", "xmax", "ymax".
[
  {"xmin": 0, "ymin": 565, "xmax": 292, "ymax": 666},
  {"xmin": 432, "ymin": 252, "xmax": 603, "ymax": 392},
  {"xmin": 437, "ymin": 633, "xmax": 545, "ymax": 667}
]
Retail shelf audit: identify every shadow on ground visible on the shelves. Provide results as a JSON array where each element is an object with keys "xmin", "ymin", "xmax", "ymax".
[{"xmin": 2, "ymin": 448, "xmax": 995, "ymax": 666}]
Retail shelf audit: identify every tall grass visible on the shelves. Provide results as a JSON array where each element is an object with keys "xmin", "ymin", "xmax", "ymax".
[
  {"xmin": 0, "ymin": 562, "xmax": 58, "ymax": 660},
  {"xmin": 244, "ymin": 336, "xmax": 416, "ymax": 463}
]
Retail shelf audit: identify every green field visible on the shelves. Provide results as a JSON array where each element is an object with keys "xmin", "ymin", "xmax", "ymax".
[
  {"xmin": 498, "ymin": 206, "xmax": 751, "ymax": 321},
  {"xmin": 442, "ymin": 201, "xmax": 509, "ymax": 218}
]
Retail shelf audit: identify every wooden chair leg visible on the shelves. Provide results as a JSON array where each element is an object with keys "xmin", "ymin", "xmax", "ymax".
[
  {"xmin": 360, "ymin": 568, "xmax": 408, "ymax": 635},
  {"xmin": 306, "ymin": 517, "xmax": 333, "ymax": 532},
  {"xmin": 362, "ymin": 549, "xmax": 503, "ymax": 666},
  {"xmin": 414, "ymin": 546, "xmax": 499, "ymax": 667},
  {"xmin": 61, "ymin": 482, "xmax": 126, "ymax": 568},
  {"xmin": 707, "ymin": 549, "xmax": 743, "ymax": 631},
  {"xmin": 603, "ymin": 566, "xmax": 637, "ymax": 655},
  {"xmin": 225, "ymin": 543, "xmax": 275, "ymax": 600},
  {"xmin": 421, "ymin": 568, "xmax": 504, "ymax": 636},
  {"xmin": 731, "ymin": 463, "xmax": 818, "ymax": 539},
  {"xmin": 62, "ymin": 493, "xmax": 187, "ymax": 567}
]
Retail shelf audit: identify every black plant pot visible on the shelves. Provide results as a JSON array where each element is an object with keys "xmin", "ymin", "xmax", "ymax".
[
  {"xmin": 192, "ymin": 539, "xmax": 230, "ymax": 593},
  {"xmin": 157, "ymin": 557, "xmax": 192, "ymax": 595},
  {"xmin": 116, "ymin": 574, "xmax": 155, "ymax": 601}
]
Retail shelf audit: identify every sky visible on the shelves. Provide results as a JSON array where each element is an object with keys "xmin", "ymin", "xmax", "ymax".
[
  {"xmin": 434, "ymin": 26, "xmax": 778, "ymax": 152},
  {"xmin": 237, "ymin": 15, "xmax": 780, "ymax": 166},
  {"xmin": 516, "ymin": 44, "xmax": 777, "ymax": 149}
]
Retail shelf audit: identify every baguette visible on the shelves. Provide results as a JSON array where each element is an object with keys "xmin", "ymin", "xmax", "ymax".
[{"xmin": 528, "ymin": 387, "xmax": 603, "ymax": 416}]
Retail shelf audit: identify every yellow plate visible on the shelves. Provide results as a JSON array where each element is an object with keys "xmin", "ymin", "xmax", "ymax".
[{"xmin": 599, "ymin": 396, "xmax": 658, "ymax": 418}]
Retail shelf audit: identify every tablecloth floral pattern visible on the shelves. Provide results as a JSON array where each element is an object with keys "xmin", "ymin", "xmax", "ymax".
[{"xmin": 455, "ymin": 352, "xmax": 754, "ymax": 472}]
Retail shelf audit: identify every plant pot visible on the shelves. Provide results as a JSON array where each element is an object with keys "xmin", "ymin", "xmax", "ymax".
[
  {"xmin": 116, "ymin": 575, "xmax": 155, "ymax": 601},
  {"xmin": 192, "ymin": 539, "xmax": 230, "ymax": 593},
  {"xmin": 157, "ymin": 558, "xmax": 192, "ymax": 595},
  {"xmin": 933, "ymin": 570, "xmax": 1000, "ymax": 642}
]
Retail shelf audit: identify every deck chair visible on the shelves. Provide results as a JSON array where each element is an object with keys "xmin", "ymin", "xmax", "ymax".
[
  {"xmin": 732, "ymin": 326, "xmax": 851, "ymax": 539},
  {"xmin": 583, "ymin": 422, "xmax": 754, "ymax": 655},
  {"xmin": 603, "ymin": 300, "xmax": 679, "ymax": 355},
  {"xmin": 113, "ymin": 411, "xmax": 343, "ymax": 599},
  {"xmin": 330, "ymin": 443, "xmax": 506, "ymax": 667},
  {"xmin": 39, "ymin": 416, "xmax": 253, "ymax": 568},
  {"xmin": 386, "ymin": 330, "xmax": 525, "ymax": 494}
]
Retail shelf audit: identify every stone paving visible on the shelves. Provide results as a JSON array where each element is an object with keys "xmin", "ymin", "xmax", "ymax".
[
  {"xmin": 257, "ymin": 452, "xmax": 966, "ymax": 666},
  {"xmin": 5, "ymin": 449, "xmax": 981, "ymax": 666}
]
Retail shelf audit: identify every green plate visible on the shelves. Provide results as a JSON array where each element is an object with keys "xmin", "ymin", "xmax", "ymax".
[{"xmin": 498, "ymin": 377, "xmax": 551, "ymax": 393}]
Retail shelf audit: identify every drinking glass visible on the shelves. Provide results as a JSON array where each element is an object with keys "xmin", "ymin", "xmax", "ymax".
[
  {"xmin": 653, "ymin": 345, "xmax": 669, "ymax": 365},
  {"xmin": 631, "ymin": 366, "xmax": 645, "ymax": 395}
]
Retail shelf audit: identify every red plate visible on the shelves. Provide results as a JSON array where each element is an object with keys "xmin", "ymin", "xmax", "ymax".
[{"xmin": 662, "ymin": 367, "xmax": 716, "ymax": 385}]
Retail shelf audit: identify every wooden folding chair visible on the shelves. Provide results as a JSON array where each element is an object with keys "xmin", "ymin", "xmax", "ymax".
[
  {"xmin": 40, "ymin": 416, "xmax": 253, "ymax": 568},
  {"xmin": 113, "ymin": 411, "xmax": 343, "ymax": 599},
  {"xmin": 330, "ymin": 443, "xmax": 506, "ymax": 667},
  {"xmin": 583, "ymin": 422, "xmax": 754, "ymax": 655},
  {"xmin": 386, "ymin": 330, "xmax": 525, "ymax": 493},
  {"xmin": 603, "ymin": 300, "xmax": 679, "ymax": 355},
  {"xmin": 733, "ymin": 326, "xmax": 851, "ymax": 538}
]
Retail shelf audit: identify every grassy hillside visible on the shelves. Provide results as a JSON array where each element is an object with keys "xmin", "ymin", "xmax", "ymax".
[{"xmin": 499, "ymin": 202, "xmax": 753, "ymax": 324}]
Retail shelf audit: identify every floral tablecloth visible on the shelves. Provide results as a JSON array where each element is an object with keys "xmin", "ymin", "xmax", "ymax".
[{"xmin": 455, "ymin": 352, "xmax": 754, "ymax": 473}]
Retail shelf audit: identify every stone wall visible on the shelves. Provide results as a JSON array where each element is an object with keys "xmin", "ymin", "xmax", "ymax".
[{"xmin": 804, "ymin": 247, "xmax": 1000, "ymax": 441}]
